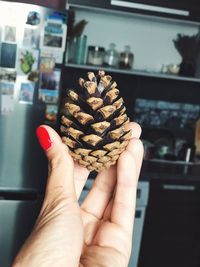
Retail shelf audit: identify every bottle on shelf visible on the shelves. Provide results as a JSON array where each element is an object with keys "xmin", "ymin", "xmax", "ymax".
[
  {"xmin": 119, "ymin": 45, "xmax": 134, "ymax": 69},
  {"xmin": 103, "ymin": 43, "xmax": 119, "ymax": 68}
]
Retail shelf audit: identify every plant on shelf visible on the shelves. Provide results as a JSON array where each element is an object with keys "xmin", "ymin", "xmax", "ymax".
[{"xmin": 173, "ymin": 29, "xmax": 200, "ymax": 77}]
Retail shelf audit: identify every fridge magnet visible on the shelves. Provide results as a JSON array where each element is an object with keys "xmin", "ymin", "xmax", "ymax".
[
  {"xmin": 28, "ymin": 70, "xmax": 40, "ymax": 83},
  {"xmin": 0, "ymin": 68, "xmax": 17, "ymax": 82},
  {"xmin": 39, "ymin": 69, "xmax": 61, "ymax": 91},
  {"xmin": 23, "ymin": 28, "xmax": 39, "ymax": 49},
  {"xmin": 39, "ymin": 57, "xmax": 55, "ymax": 73},
  {"xmin": 17, "ymin": 48, "xmax": 39, "ymax": 75},
  {"xmin": 0, "ymin": 43, "xmax": 17, "ymax": 68},
  {"xmin": 19, "ymin": 82, "xmax": 35, "ymax": 104},
  {"xmin": 26, "ymin": 11, "xmax": 40, "ymax": 26},
  {"xmin": 45, "ymin": 104, "xmax": 58, "ymax": 123},
  {"xmin": 38, "ymin": 89, "xmax": 59, "ymax": 104},
  {"xmin": 0, "ymin": 82, "xmax": 14, "ymax": 115},
  {"xmin": 3, "ymin": 26, "xmax": 16, "ymax": 43}
]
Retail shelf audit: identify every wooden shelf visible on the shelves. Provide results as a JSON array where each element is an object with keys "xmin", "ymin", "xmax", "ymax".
[{"xmin": 65, "ymin": 63, "xmax": 200, "ymax": 83}]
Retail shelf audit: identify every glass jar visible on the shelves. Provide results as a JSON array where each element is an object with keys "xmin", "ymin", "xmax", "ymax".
[
  {"xmin": 87, "ymin": 46, "xmax": 105, "ymax": 66},
  {"xmin": 119, "ymin": 45, "xmax": 134, "ymax": 69},
  {"xmin": 104, "ymin": 43, "xmax": 119, "ymax": 67}
]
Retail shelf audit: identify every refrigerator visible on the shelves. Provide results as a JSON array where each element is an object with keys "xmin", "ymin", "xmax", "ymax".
[{"xmin": 0, "ymin": 1, "xmax": 68, "ymax": 266}]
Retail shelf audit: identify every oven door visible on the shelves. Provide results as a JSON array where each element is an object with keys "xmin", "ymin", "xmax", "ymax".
[{"xmin": 129, "ymin": 206, "xmax": 146, "ymax": 267}]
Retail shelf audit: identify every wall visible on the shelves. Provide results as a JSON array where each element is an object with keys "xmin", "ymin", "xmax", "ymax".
[{"xmin": 74, "ymin": 8, "xmax": 199, "ymax": 72}]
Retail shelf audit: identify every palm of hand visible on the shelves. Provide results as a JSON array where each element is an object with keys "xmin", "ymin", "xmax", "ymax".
[
  {"xmin": 80, "ymin": 210, "xmax": 131, "ymax": 267},
  {"xmin": 77, "ymin": 157, "xmax": 138, "ymax": 267}
]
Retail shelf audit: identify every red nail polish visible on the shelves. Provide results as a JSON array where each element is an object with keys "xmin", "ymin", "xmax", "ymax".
[{"xmin": 36, "ymin": 126, "xmax": 53, "ymax": 151}]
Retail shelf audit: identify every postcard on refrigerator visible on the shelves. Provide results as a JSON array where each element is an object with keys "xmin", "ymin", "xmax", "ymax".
[
  {"xmin": 19, "ymin": 82, "xmax": 34, "ymax": 104},
  {"xmin": 0, "ymin": 68, "xmax": 17, "ymax": 82},
  {"xmin": 17, "ymin": 48, "xmax": 39, "ymax": 75},
  {"xmin": 0, "ymin": 43, "xmax": 17, "ymax": 68},
  {"xmin": 0, "ymin": 82, "xmax": 15, "ymax": 114},
  {"xmin": 40, "ymin": 20, "xmax": 67, "ymax": 52},
  {"xmin": 39, "ymin": 69, "xmax": 61, "ymax": 91},
  {"xmin": 38, "ymin": 89, "xmax": 59, "ymax": 104},
  {"xmin": 40, "ymin": 48, "xmax": 63, "ymax": 64},
  {"xmin": 39, "ymin": 57, "xmax": 55, "ymax": 73},
  {"xmin": 23, "ymin": 28, "xmax": 39, "ymax": 48},
  {"xmin": 0, "ymin": 81, "xmax": 14, "ymax": 95},
  {"xmin": 3, "ymin": 25, "xmax": 16, "ymax": 42}
]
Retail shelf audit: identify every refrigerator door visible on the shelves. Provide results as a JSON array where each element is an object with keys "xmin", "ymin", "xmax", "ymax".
[
  {"xmin": 0, "ymin": 98, "xmax": 48, "ymax": 191},
  {"xmin": 0, "ymin": 191, "xmax": 43, "ymax": 267},
  {"xmin": 0, "ymin": 1, "xmax": 67, "ymax": 190}
]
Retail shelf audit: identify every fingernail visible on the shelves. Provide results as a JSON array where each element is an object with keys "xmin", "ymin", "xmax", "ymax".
[{"xmin": 36, "ymin": 126, "xmax": 53, "ymax": 151}]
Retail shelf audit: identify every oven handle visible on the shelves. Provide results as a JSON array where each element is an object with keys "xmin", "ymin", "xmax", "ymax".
[
  {"xmin": 135, "ymin": 209, "xmax": 143, "ymax": 218},
  {"xmin": 162, "ymin": 184, "xmax": 195, "ymax": 191}
]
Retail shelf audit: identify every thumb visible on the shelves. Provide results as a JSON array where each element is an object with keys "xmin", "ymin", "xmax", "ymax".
[{"xmin": 36, "ymin": 125, "xmax": 76, "ymax": 202}]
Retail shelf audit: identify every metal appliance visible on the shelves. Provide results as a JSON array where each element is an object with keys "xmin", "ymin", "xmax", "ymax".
[
  {"xmin": 129, "ymin": 181, "xmax": 149, "ymax": 267},
  {"xmin": 0, "ymin": 1, "xmax": 67, "ymax": 266}
]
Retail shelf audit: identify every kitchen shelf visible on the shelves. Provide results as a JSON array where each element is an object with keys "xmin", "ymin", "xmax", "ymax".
[
  {"xmin": 68, "ymin": 3, "xmax": 200, "ymax": 26},
  {"xmin": 65, "ymin": 63, "xmax": 200, "ymax": 83}
]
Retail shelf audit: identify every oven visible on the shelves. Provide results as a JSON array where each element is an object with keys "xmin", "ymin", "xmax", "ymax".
[{"xmin": 129, "ymin": 181, "xmax": 149, "ymax": 267}]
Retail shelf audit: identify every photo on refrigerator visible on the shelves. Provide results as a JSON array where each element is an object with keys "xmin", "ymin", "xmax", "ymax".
[{"xmin": 0, "ymin": 81, "xmax": 15, "ymax": 114}]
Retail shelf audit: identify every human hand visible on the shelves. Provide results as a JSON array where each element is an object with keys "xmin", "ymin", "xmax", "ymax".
[{"xmin": 13, "ymin": 122, "xmax": 143, "ymax": 267}]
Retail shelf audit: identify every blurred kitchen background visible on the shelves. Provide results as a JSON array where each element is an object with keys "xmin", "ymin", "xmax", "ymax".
[
  {"xmin": 64, "ymin": 2, "xmax": 200, "ymax": 267},
  {"xmin": 1, "ymin": 0, "xmax": 200, "ymax": 266},
  {"xmin": 65, "ymin": 1, "xmax": 200, "ymax": 166}
]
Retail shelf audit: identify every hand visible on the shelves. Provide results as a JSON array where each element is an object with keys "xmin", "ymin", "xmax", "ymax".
[{"xmin": 13, "ymin": 122, "xmax": 143, "ymax": 267}]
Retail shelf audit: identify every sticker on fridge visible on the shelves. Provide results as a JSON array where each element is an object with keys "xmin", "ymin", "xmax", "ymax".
[
  {"xmin": 0, "ymin": 82, "xmax": 14, "ymax": 114},
  {"xmin": 19, "ymin": 82, "xmax": 34, "ymax": 104},
  {"xmin": 17, "ymin": 48, "xmax": 39, "ymax": 75}
]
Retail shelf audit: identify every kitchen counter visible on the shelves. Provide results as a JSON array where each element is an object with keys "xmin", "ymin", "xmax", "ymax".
[{"xmin": 141, "ymin": 159, "xmax": 200, "ymax": 181}]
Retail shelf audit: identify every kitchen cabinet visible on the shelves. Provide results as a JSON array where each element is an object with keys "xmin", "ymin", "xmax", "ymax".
[
  {"xmin": 138, "ymin": 179, "xmax": 200, "ymax": 267},
  {"xmin": 63, "ymin": 64, "xmax": 200, "ymax": 113},
  {"xmin": 68, "ymin": 0, "xmax": 200, "ymax": 23}
]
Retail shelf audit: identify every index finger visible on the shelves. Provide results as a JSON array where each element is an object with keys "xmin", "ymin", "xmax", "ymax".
[{"xmin": 111, "ymin": 138, "xmax": 144, "ymax": 233}]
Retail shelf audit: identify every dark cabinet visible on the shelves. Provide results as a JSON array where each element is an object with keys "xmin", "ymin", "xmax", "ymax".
[
  {"xmin": 139, "ymin": 180, "xmax": 200, "ymax": 267},
  {"xmin": 68, "ymin": 0, "xmax": 200, "ymax": 22}
]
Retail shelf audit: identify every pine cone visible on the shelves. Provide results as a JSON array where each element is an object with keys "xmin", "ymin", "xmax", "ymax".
[{"xmin": 60, "ymin": 70, "xmax": 131, "ymax": 172}]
